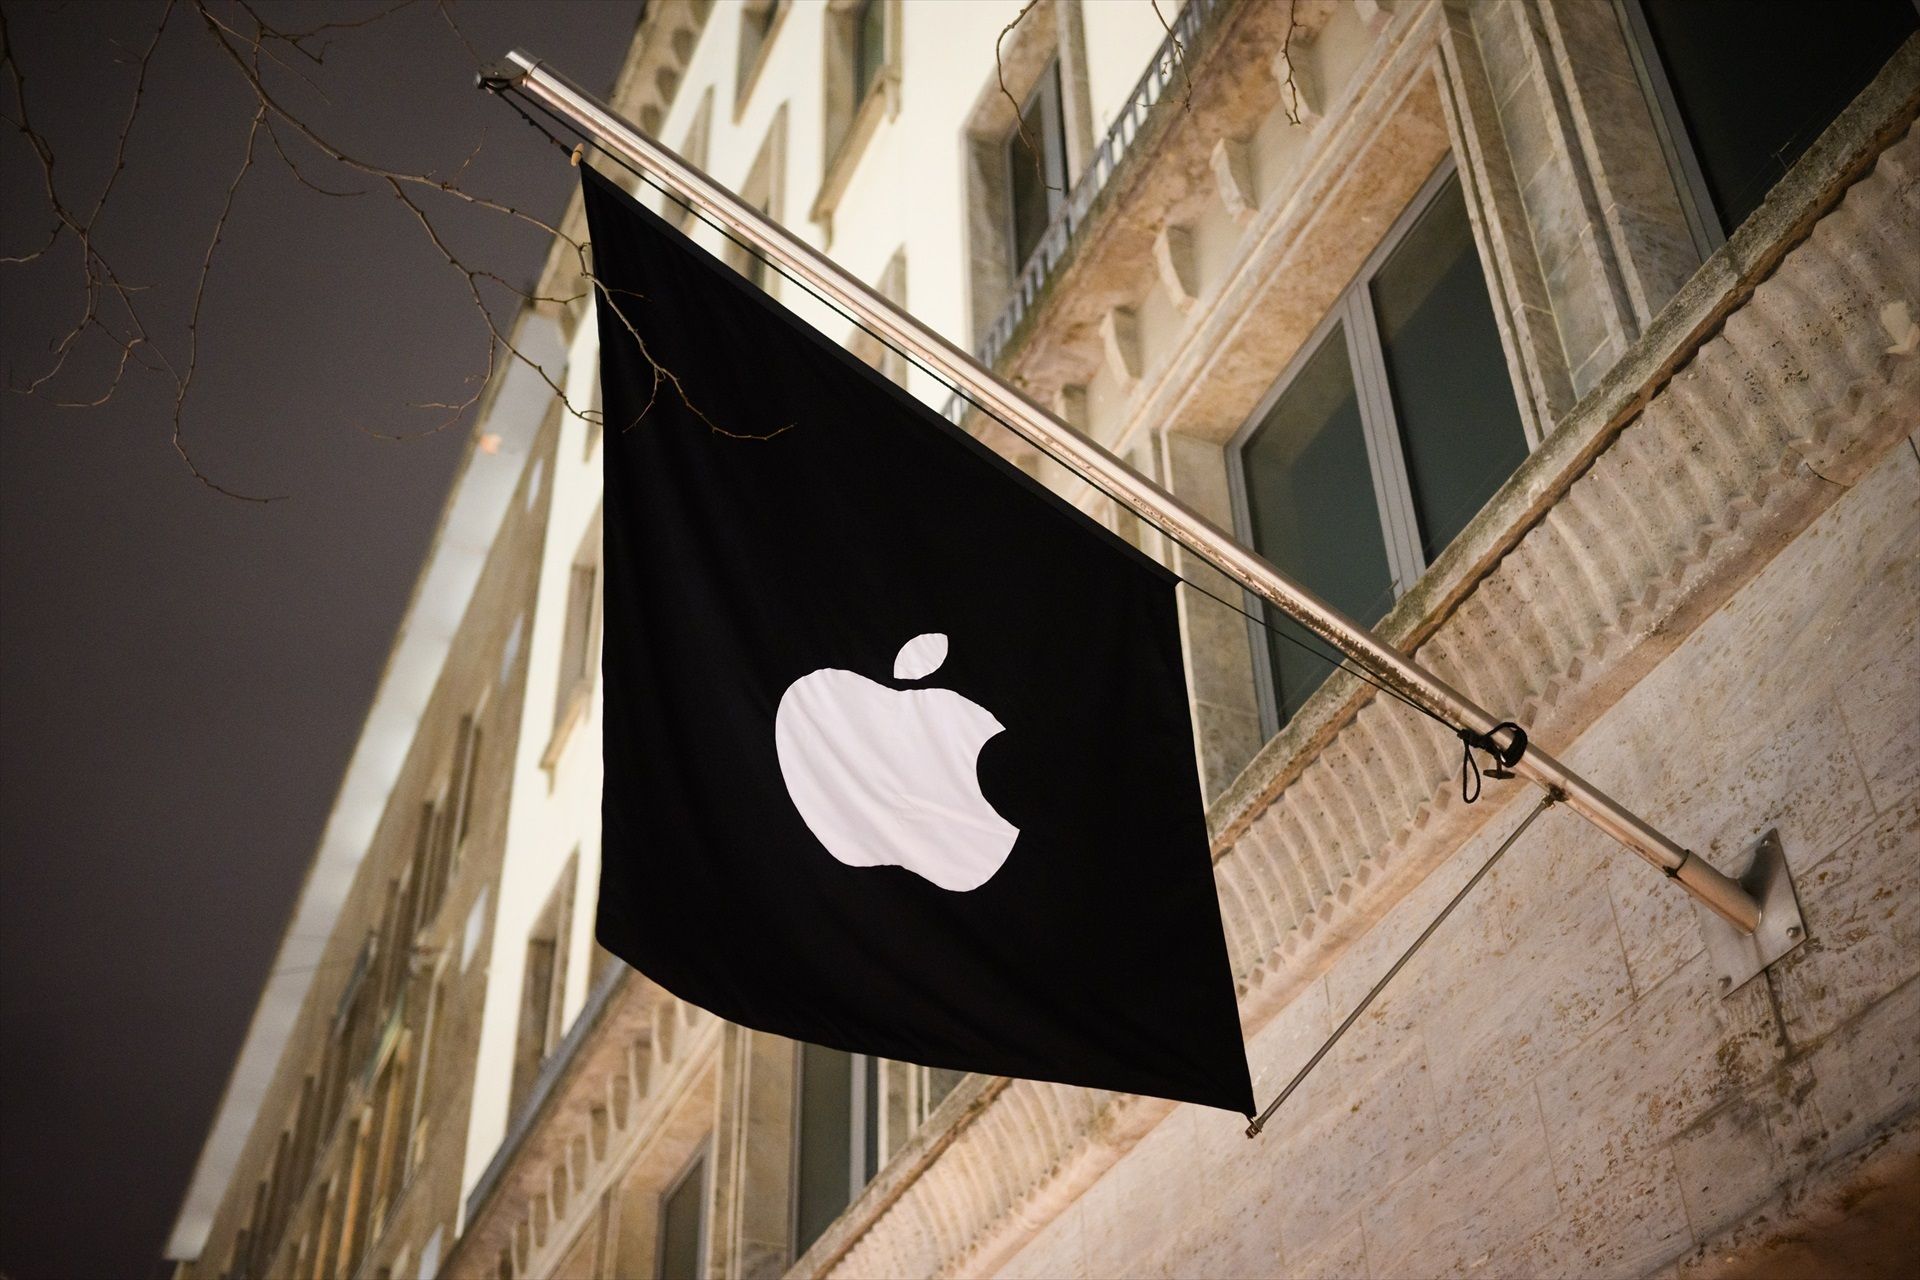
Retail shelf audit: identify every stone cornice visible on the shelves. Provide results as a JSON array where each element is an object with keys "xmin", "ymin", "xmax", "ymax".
[{"xmin": 802, "ymin": 37, "xmax": 1920, "ymax": 1280}]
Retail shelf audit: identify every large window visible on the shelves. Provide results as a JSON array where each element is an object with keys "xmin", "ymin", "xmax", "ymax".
[
  {"xmin": 792, "ymin": 1043, "xmax": 881, "ymax": 1258},
  {"xmin": 1007, "ymin": 60, "xmax": 1068, "ymax": 274},
  {"xmin": 1622, "ymin": 0, "xmax": 1917, "ymax": 251},
  {"xmin": 1231, "ymin": 162, "xmax": 1528, "ymax": 731}
]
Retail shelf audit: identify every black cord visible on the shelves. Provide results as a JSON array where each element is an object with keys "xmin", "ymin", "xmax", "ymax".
[{"xmin": 1456, "ymin": 721, "xmax": 1527, "ymax": 804}]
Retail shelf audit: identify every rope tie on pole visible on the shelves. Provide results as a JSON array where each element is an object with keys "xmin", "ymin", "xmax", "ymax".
[{"xmin": 1457, "ymin": 721, "xmax": 1527, "ymax": 804}]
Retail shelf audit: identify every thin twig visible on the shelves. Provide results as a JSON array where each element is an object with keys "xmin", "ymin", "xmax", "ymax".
[
  {"xmin": 1279, "ymin": 0, "xmax": 1304, "ymax": 127},
  {"xmin": 1148, "ymin": 0, "xmax": 1194, "ymax": 115},
  {"xmin": 993, "ymin": 1, "xmax": 1062, "ymax": 195}
]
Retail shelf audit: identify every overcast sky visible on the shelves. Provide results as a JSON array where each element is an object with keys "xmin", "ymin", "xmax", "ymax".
[{"xmin": 0, "ymin": 3, "xmax": 640, "ymax": 1276}]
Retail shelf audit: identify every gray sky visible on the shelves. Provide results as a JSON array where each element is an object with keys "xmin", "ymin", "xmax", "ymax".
[{"xmin": 0, "ymin": 4, "xmax": 639, "ymax": 1276}]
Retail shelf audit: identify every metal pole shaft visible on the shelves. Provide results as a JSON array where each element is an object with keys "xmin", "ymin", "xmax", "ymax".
[{"xmin": 488, "ymin": 52, "xmax": 1762, "ymax": 935}]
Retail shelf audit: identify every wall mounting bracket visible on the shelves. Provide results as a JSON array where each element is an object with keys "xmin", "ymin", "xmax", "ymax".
[{"xmin": 1696, "ymin": 829, "xmax": 1805, "ymax": 995}]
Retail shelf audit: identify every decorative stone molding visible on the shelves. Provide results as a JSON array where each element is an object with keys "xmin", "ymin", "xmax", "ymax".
[
  {"xmin": 1098, "ymin": 307, "xmax": 1143, "ymax": 387},
  {"xmin": 1210, "ymin": 137, "xmax": 1259, "ymax": 225},
  {"xmin": 805, "ymin": 60, "xmax": 1920, "ymax": 1280},
  {"xmin": 1051, "ymin": 384, "xmax": 1089, "ymax": 431},
  {"xmin": 1271, "ymin": 26, "xmax": 1324, "ymax": 125},
  {"xmin": 1153, "ymin": 225, "xmax": 1202, "ymax": 313}
]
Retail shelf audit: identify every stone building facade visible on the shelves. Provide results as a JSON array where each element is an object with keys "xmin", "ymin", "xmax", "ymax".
[{"xmin": 170, "ymin": 2, "xmax": 1919, "ymax": 1278}]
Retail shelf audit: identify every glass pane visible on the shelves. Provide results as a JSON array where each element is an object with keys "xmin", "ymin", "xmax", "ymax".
[
  {"xmin": 853, "ymin": 0, "xmax": 885, "ymax": 105},
  {"xmin": 1007, "ymin": 64, "xmax": 1062, "ymax": 271},
  {"xmin": 756, "ymin": 0, "xmax": 784, "ymax": 41},
  {"xmin": 1641, "ymin": 0, "xmax": 1915, "ymax": 232},
  {"xmin": 926, "ymin": 1067, "xmax": 965, "ymax": 1112},
  {"xmin": 1241, "ymin": 326, "xmax": 1396, "ymax": 723},
  {"xmin": 794, "ymin": 1043, "xmax": 853, "ymax": 1255},
  {"xmin": 861, "ymin": 1055, "xmax": 881, "ymax": 1178},
  {"xmin": 659, "ymin": 1154, "xmax": 705, "ymax": 1280},
  {"xmin": 1370, "ymin": 173, "xmax": 1529, "ymax": 564}
]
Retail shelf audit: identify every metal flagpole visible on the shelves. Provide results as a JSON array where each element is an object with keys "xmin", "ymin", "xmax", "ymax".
[{"xmin": 480, "ymin": 51, "xmax": 1764, "ymax": 935}]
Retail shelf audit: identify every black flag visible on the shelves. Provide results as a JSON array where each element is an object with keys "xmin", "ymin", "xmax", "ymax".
[{"xmin": 584, "ymin": 167, "xmax": 1252, "ymax": 1115}]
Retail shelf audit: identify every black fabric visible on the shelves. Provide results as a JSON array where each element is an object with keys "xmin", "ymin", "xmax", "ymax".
[{"xmin": 584, "ymin": 167, "xmax": 1252, "ymax": 1116}]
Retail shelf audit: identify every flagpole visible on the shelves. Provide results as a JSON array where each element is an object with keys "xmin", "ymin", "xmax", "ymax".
[{"xmin": 481, "ymin": 51, "xmax": 1763, "ymax": 936}]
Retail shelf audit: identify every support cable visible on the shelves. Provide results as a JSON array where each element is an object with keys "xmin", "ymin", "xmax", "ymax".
[{"xmin": 1245, "ymin": 787, "xmax": 1559, "ymax": 1137}]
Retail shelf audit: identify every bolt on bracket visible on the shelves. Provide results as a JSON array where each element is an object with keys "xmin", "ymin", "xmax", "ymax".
[{"xmin": 1696, "ymin": 828, "xmax": 1805, "ymax": 995}]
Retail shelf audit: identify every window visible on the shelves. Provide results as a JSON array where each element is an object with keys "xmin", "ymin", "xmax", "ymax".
[
  {"xmin": 727, "ymin": 110, "xmax": 787, "ymax": 293},
  {"xmin": 852, "ymin": 0, "xmax": 885, "ymax": 107},
  {"xmin": 1231, "ymin": 162, "xmax": 1528, "ymax": 731},
  {"xmin": 657, "ymin": 1145, "xmax": 709, "ymax": 1280},
  {"xmin": 365, "ymin": 1046, "xmax": 409, "ymax": 1243},
  {"xmin": 554, "ymin": 564, "xmax": 599, "ymax": 724},
  {"xmin": 403, "ymin": 972, "xmax": 444, "ymax": 1178},
  {"xmin": 1621, "ymin": 0, "xmax": 1917, "ymax": 250},
  {"xmin": 792, "ymin": 1043, "xmax": 881, "ymax": 1257},
  {"xmin": 448, "ymin": 708, "xmax": 483, "ymax": 857},
  {"xmin": 408, "ymin": 799, "xmax": 445, "ymax": 935},
  {"xmin": 924, "ymin": 1066, "xmax": 964, "ymax": 1113},
  {"xmin": 668, "ymin": 89, "xmax": 714, "ymax": 234},
  {"xmin": 816, "ymin": 0, "xmax": 899, "ymax": 223},
  {"xmin": 848, "ymin": 249, "xmax": 909, "ymax": 387},
  {"xmin": 552, "ymin": 512, "xmax": 603, "ymax": 748},
  {"xmin": 736, "ymin": 0, "xmax": 786, "ymax": 110},
  {"xmin": 509, "ymin": 857, "xmax": 577, "ymax": 1117},
  {"xmin": 1007, "ymin": 60, "xmax": 1068, "ymax": 274}
]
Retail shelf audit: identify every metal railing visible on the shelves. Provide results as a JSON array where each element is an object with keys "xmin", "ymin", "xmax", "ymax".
[{"xmin": 973, "ymin": 0, "xmax": 1221, "ymax": 380}]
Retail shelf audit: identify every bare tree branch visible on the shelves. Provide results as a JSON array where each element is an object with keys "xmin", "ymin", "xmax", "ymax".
[
  {"xmin": 1148, "ymin": 0, "xmax": 1194, "ymax": 115},
  {"xmin": 993, "ymin": 1, "xmax": 1062, "ymax": 196},
  {"xmin": 1279, "ymin": 0, "xmax": 1304, "ymax": 128},
  {"xmin": 2, "ymin": 0, "xmax": 787, "ymax": 499}
]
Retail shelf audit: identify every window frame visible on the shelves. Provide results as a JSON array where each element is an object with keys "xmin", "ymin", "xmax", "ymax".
[
  {"xmin": 812, "ymin": 1, "xmax": 901, "ymax": 234},
  {"xmin": 1614, "ymin": 0, "xmax": 1919, "ymax": 257},
  {"xmin": 734, "ymin": 0, "xmax": 790, "ymax": 116},
  {"xmin": 1003, "ymin": 58, "xmax": 1068, "ymax": 281},
  {"xmin": 1613, "ymin": 0, "xmax": 1730, "ymax": 259},
  {"xmin": 851, "ymin": 0, "xmax": 885, "ymax": 109},
  {"xmin": 1226, "ymin": 156, "xmax": 1525, "ymax": 739},
  {"xmin": 788, "ymin": 1044, "xmax": 882, "ymax": 1259},
  {"xmin": 655, "ymin": 1138, "xmax": 712, "ymax": 1280}
]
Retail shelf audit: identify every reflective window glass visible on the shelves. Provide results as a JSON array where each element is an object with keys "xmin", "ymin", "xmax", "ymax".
[
  {"xmin": 1241, "ymin": 326, "xmax": 1397, "ymax": 722},
  {"xmin": 1370, "ymin": 174, "xmax": 1530, "ymax": 563}
]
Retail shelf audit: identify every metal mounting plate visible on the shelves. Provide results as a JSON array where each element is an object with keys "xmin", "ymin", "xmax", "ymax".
[{"xmin": 1695, "ymin": 829, "xmax": 1805, "ymax": 996}]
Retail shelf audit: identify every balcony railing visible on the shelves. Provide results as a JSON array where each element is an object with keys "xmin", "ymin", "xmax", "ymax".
[{"xmin": 943, "ymin": 0, "xmax": 1222, "ymax": 423}]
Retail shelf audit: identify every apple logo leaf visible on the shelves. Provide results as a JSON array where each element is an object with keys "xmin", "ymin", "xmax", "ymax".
[{"xmin": 892, "ymin": 632, "xmax": 948, "ymax": 681}]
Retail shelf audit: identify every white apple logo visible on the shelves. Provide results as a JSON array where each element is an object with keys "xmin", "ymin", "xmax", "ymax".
[{"xmin": 774, "ymin": 633, "xmax": 1020, "ymax": 892}]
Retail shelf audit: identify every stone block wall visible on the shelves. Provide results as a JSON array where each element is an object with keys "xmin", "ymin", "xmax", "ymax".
[{"xmin": 996, "ymin": 435, "xmax": 1919, "ymax": 1279}]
